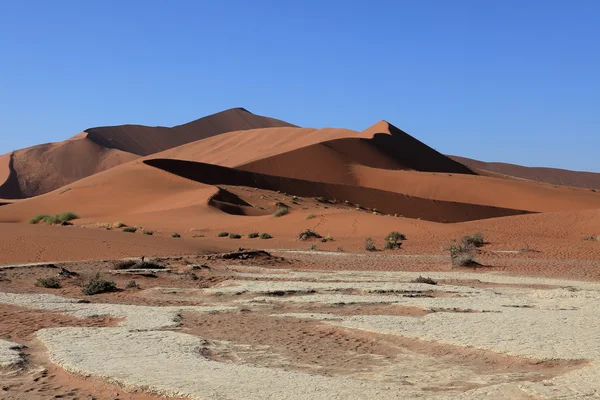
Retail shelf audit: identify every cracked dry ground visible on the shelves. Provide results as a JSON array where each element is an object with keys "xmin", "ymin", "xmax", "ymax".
[{"xmin": 0, "ymin": 254, "xmax": 598, "ymax": 399}]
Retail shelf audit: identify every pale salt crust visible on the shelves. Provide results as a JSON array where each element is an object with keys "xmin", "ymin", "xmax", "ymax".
[
  {"xmin": 0, "ymin": 338, "xmax": 24, "ymax": 369},
  {"xmin": 2, "ymin": 268, "xmax": 600, "ymax": 398}
]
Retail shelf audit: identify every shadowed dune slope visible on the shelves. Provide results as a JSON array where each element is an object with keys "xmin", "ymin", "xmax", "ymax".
[
  {"xmin": 5, "ymin": 138, "xmax": 139, "ymax": 199},
  {"xmin": 155, "ymin": 121, "xmax": 475, "ymax": 181},
  {"xmin": 450, "ymin": 155, "xmax": 600, "ymax": 190},
  {"xmin": 0, "ymin": 153, "xmax": 23, "ymax": 199},
  {"xmin": 0, "ymin": 108, "xmax": 295, "ymax": 199},
  {"xmin": 346, "ymin": 165, "xmax": 600, "ymax": 213},
  {"xmin": 237, "ymin": 121, "xmax": 476, "ymax": 184},
  {"xmin": 143, "ymin": 158, "xmax": 531, "ymax": 223},
  {"xmin": 0, "ymin": 161, "xmax": 218, "ymax": 223}
]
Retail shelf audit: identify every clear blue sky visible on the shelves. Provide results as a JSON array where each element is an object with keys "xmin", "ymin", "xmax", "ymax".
[{"xmin": 1, "ymin": 0, "xmax": 598, "ymax": 171}]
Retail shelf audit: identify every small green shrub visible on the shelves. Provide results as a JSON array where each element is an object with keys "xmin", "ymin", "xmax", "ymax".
[
  {"xmin": 29, "ymin": 214, "xmax": 51, "ymax": 224},
  {"xmin": 171, "ymin": 233, "xmax": 181, "ymax": 238},
  {"xmin": 260, "ymin": 233, "xmax": 273, "ymax": 239},
  {"xmin": 218, "ymin": 232, "xmax": 229, "ymax": 237},
  {"xmin": 36, "ymin": 277, "xmax": 61, "ymax": 289},
  {"xmin": 57, "ymin": 212, "xmax": 78, "ymax": 222},
  {"xmin": 30, "ymin": 211, "xmax": 78, "ymax": 225},
  {"xmin": 306, "ymin": 213, "xmax": 316, "ymax": 220},
  {"xmin": 273, "ymin": 207, "xmax": 289, "ymax": 217},
  {"xmin": 461, "ymin": 232, "xmax": 485, "ymax": 247},
  {"xmin": 229, "ymin": 233, "xmax": 242, "ymax": 239},
  {"xmin": 365, "ymin": 237, "xmax": 377, "ymax": 252},
  {"xmin": 248, "ymin": 232, "xmax": 259, "ymax": 238},
  {"xmin": 123, "ymin": 227, "xmax": 137, "ymax": 233},
  {"xmin": 82, "ymin": 273, "xmax": 117, "ymax": 295}
]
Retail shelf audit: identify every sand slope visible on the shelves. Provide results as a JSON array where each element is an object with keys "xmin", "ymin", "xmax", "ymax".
[
  {"xmin": 450, "ymin": 155, "xmax": 600, "ymax": 190},
  {"xmin": 346, "ymin": 165, "xmax": 600, "ymax": 213},
  {"xmin": 0, "ymin": 108, "xmax": 295, "ymax": 199},
  {"xmin": 85, "ymin": 107, "xmax": 296, "ymax": 157},
  {"xmin": 155, "ymin": 120, "xmax": 474, "ymax": 178}
]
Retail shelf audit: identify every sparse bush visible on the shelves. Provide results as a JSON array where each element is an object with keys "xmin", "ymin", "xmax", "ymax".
[
  {"xmin": 112, "ymin": 222, "xmax": 126, "ymax": 228},
  {"xmin": 315, "ymin": 197, "xmax": 328, "ymax": 203},
  {"xmin": 260, "ymin": 233, "xmax": 273, "ymax": 239},
  {"xmin": 113, "ymin": 260, "xmax": 164, "ymax": 270},
  {"xmin": 218, "ymin": 232, "xmax": 229, "ymax": 237},
  {"xmin": 229, "ymin": 233, "xmax": 242, "ymax": 239},
  {"xmin": 57, "ymin": 212, "xmax": 78, "ymax": 222},
  {"xmin": 29, "ymin": 214, "xmax": 51, "ymax": 224},
  {"xmin": 385, "ymin": 231, "xmax": 407, "ymax": 242},
  {"xmin": 461, "ymin": 232, "xmax": 485, "ymax": 247},
  {"xmin": 411, "ymin": 276, "xmax": 437, "ymax": 285},
  {"xmin": 321, "ymin": 234, "xmax": 334, "ymax": 243},
  {"xmin": 365, "ymin": 237, "xmax": 377, "ymax": 252},
  {"xmin": 384, "ymin": 240, "xmax": 402, "ymax": 250},
  {"xmin": 82, "ymin": 273, "xmax": 117, "ymax": 295},
  {"xmin": 310, "ymin": 244, "xmax": 318, "ymax": 251},
  {"xmin": 306, "ymin": 213, "xmax": 316, "ymax": 220},
  {"xmin": 297, "ymin": 229, "xmax": 322, "ymax": 240},
  {"xmin": 123, "ymin": 227, "xmax": 137, "ymax": 233},
  {"xmin": 29, "ymin": 212, "xmax": 79, "ymax": 225},
  {"xmin": 273, "ymin": 207, "xmax": 289, "ymax": 217},
  {"xmin": 193, "ymin": 234, "xmax": 205, "ymax": 238},
  {"xmin": 142, "ymin": 230, "xmax": 154, "ymax": 235},
  {"xmin": 135, "ymin": 261, "xmax": 165, "ymax": 270},
  {"xmin": 171, "ymin": 233, "xmax": 181, "ymax": 238},
  {"xmin": 113, "ymin": 260, "xmax": 137, "ymax": 270},
  {"xmin": 36, "ymin": 277, "xmax": 61, "ymax": 289},
  {"xmin": 452, "ymin": 252, "xmax": 475, "ymax": 267},
  {"xmin": 582, "ymin": 235, "xmax": 598, "ymax": 241},
  {"xmin": 248, "ymin": 232, "xmax": 259, "ymax": 238},
  {"xmin": 447, "ymin": 241, "xmax": 477, "ymax": 267},
  {"xmin": 125, "ymin": 280, "xmax": 139, "ymax": 289},
  {"xmin": 179, "ymin": 271, "xmax": 198, "ymax": 281}
]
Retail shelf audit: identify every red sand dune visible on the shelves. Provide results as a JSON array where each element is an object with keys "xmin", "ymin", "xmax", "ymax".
[
  {"xmin": 156, "ymin": 121, "xmax": 473, "ymax": 176},
  {"xmin": 152, "ymin": 121, "xmax": 600, "ymax": 213},
  {"xmin": 450, "ymin": 155, "xmax": 600, "ymax": 190},
  {"xmin": 0, "ymin": 108, "xmax": 294, "ymax": 199},
  {"xmin": 84, "ymin": 107, "xmax": 295, "ymax": 157},
  {"xmin": 344, "ymin": 165, "xmax": 600, "ymax": 213}
]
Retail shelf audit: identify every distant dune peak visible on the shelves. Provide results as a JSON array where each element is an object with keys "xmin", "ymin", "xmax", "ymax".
[{"xmin": 0, "ymin": 108, "xmax": 295, "ymax": 199}]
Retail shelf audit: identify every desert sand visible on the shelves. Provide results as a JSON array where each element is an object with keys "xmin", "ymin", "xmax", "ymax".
[{"xmin": 2, "ymin": 109, "xmax": 600, "ymax": 399}]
